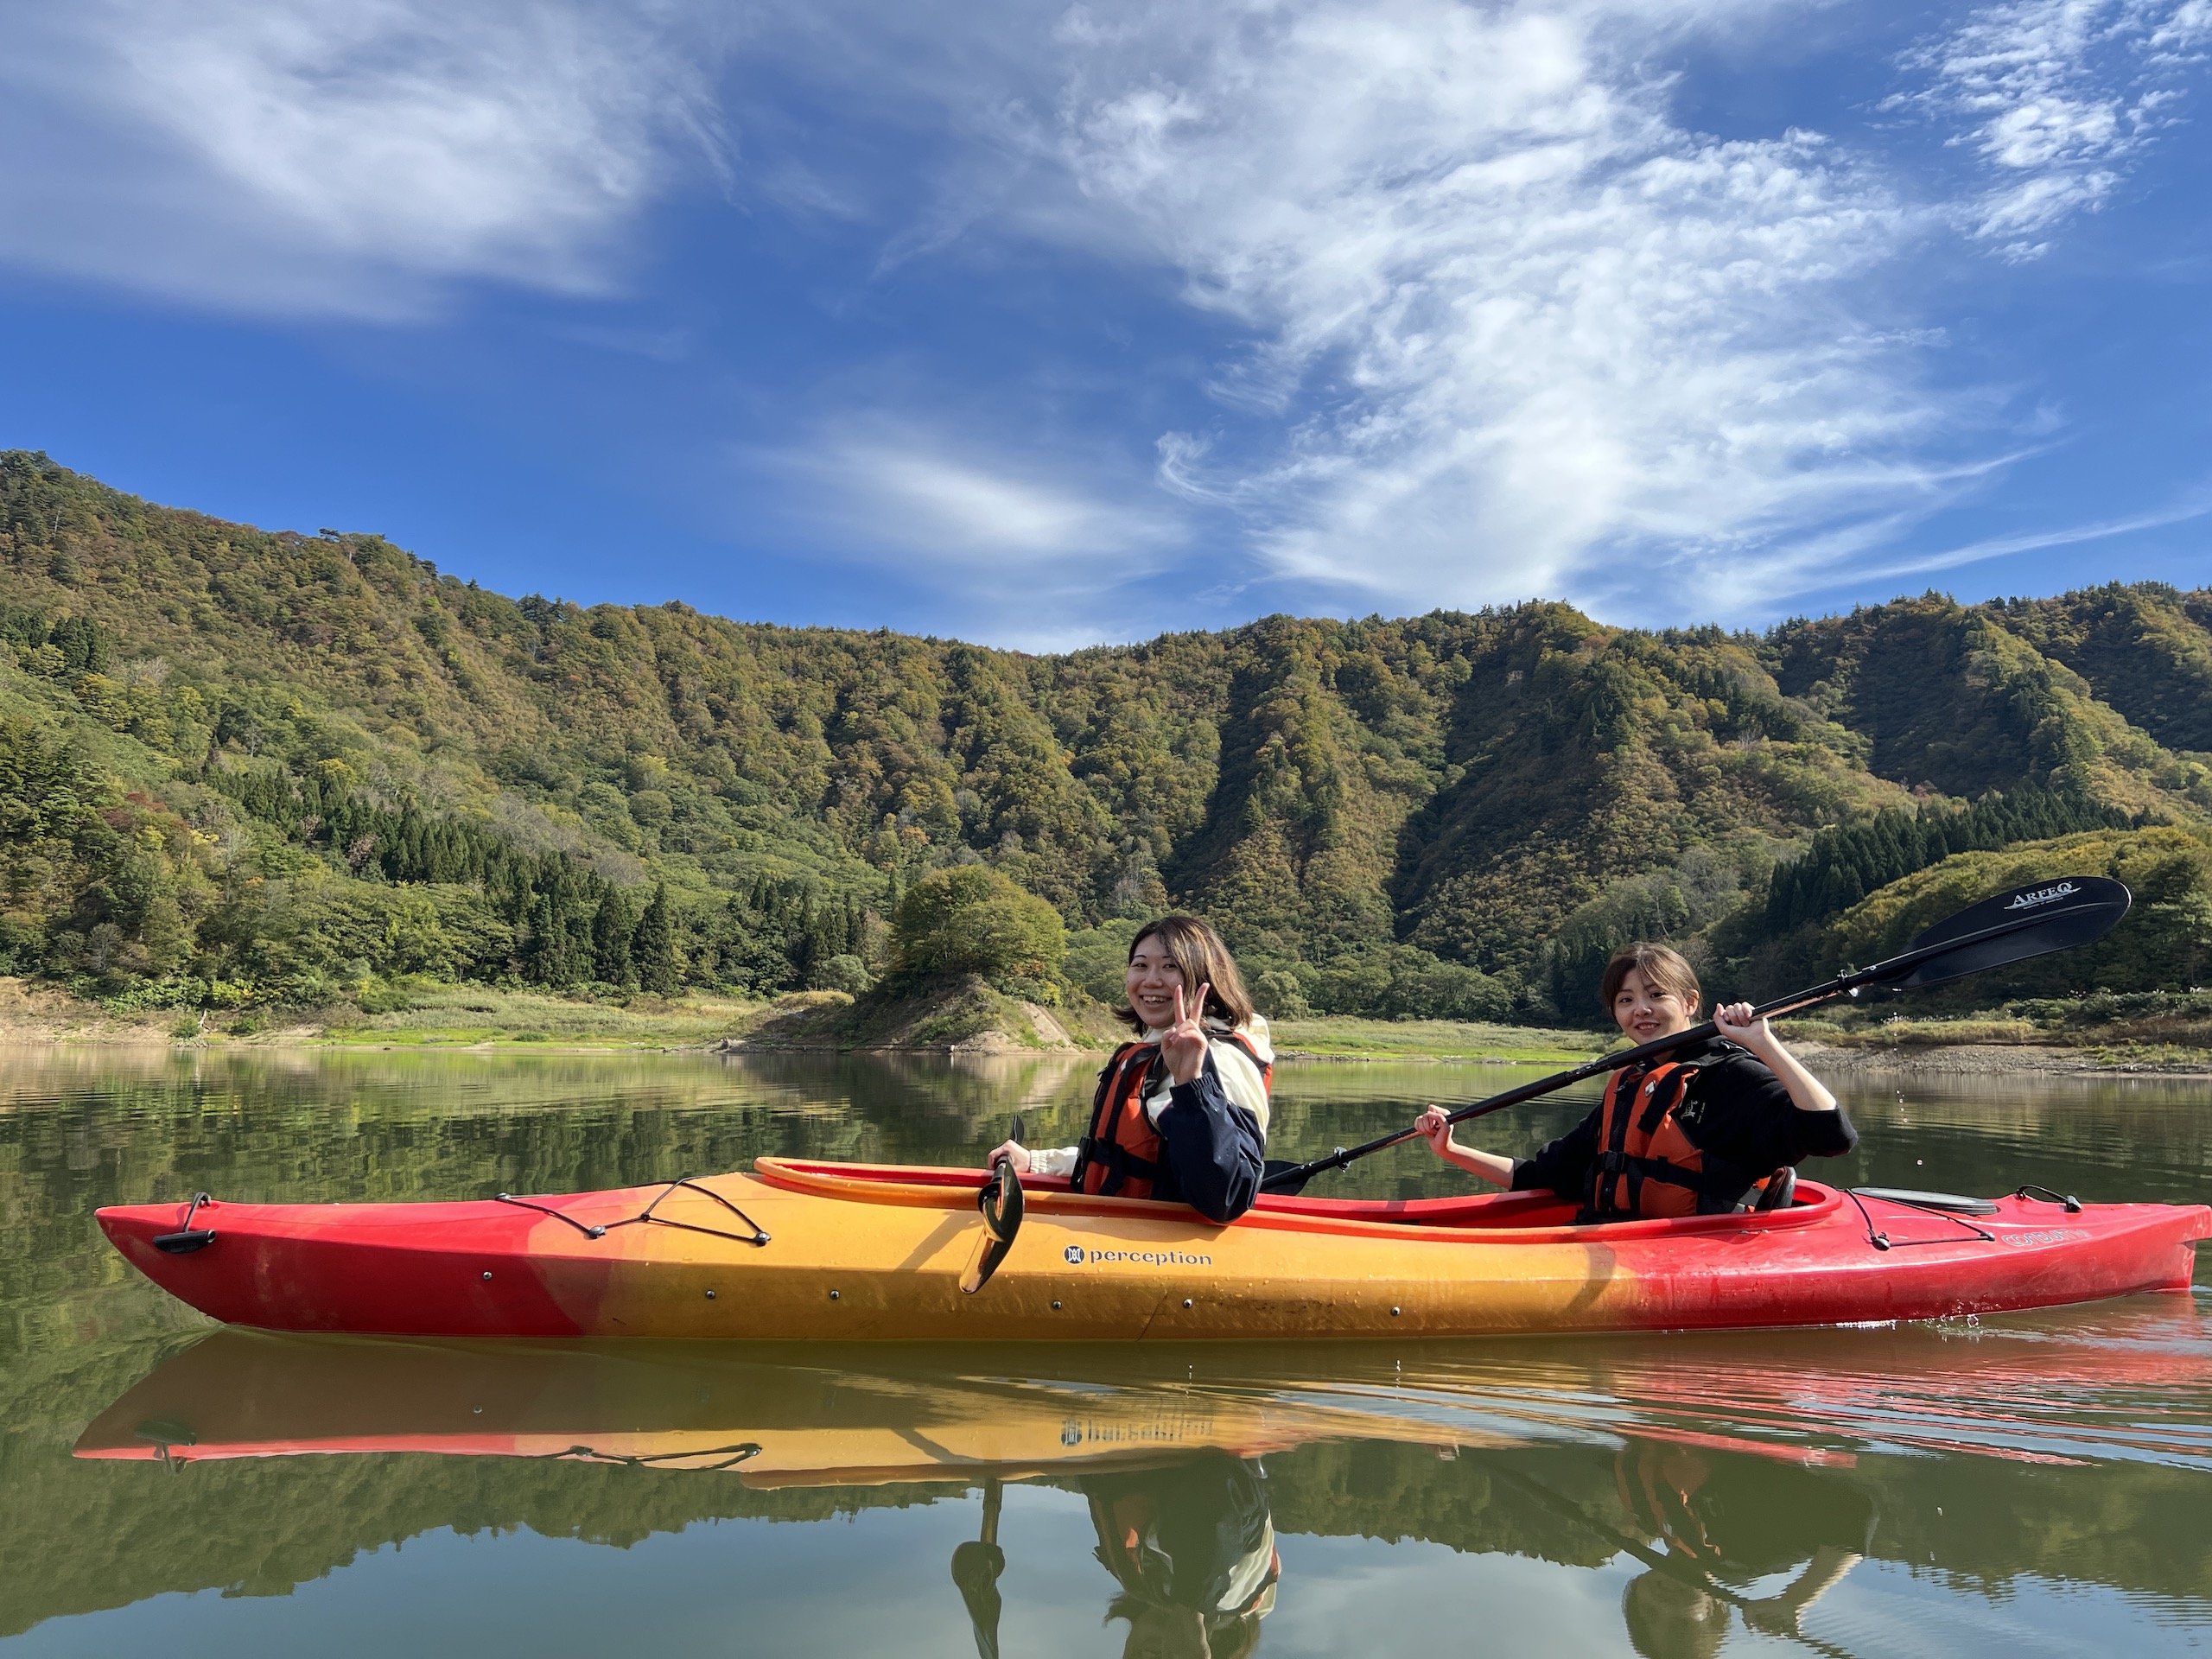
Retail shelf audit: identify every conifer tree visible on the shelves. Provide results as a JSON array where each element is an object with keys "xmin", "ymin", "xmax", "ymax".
[
  {"xmin": 592, "ymin": 887, "xmax": 636, "ymax": 987},
  {"xmin": 636, "ymin": 883, "xmax": 678, "ymax": 994}
]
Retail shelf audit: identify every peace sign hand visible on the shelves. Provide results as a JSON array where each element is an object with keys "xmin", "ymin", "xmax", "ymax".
[{"xmin": 1160, "ymin": 980, "xmax": 1212, "ymax": 1086}]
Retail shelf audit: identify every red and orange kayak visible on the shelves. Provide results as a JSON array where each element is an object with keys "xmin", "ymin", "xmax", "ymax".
[{"xmin": 98, "ymin": 1159, "xmax": 2209, "ymax": 1341}]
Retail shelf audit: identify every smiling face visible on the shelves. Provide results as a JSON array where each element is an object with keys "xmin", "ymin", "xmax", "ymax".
[
  {"xmin": 1611, "ymin": 966, "xmax": 1699, "ymax": 1043},
  {"xmin": 1125, "ymin": 937, "xmax": 1191, "ymax": 1030}
]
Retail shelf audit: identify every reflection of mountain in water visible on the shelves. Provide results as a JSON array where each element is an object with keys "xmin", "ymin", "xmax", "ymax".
[{"xmin": 16, "ymin": 1309, "xmax": 2211, "ymax": 1643}]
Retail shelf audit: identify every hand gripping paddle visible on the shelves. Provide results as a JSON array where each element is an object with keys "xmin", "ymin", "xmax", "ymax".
[
  {"xmin": 961, "ymin": 1115, "xmax": 1026, "ymax": 1294},
  {"xmin": 1260, "ymin": 874, "xmax": 2133, "ymax": 1194}
]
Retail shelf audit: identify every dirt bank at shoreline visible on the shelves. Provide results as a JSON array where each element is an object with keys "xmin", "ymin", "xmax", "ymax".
[{"xmin": 1792, "ymin": 1040, "xmax": 2212, "ymax": 1076}]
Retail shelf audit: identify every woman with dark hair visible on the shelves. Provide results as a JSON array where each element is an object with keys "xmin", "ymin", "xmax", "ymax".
[
  {"xmin": 1414, "ymin": 942, "xmax": 1853, "ymax": 1220},
  {"xmin": 988, "ymin": 915, "xmax": 1272, "ymax": 1223}
]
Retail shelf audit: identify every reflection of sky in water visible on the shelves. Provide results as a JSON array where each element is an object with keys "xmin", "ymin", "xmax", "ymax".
[{"xmin": 4, "ymin": 1051, "xmax": 2209, "ymax": 1656}]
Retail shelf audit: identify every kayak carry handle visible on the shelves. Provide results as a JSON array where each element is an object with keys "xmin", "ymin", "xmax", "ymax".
[{"xmin": 153, "ymin": 1192, "xmax": 216, "ymax": 1255}]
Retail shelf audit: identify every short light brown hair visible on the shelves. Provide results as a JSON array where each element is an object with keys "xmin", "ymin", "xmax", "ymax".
[
  {"xmin": 1599, "ymin": 943, "xmax": 1702, "ymax": 1017},
  {"xmin": 1119, "ymin": 914, "xmax": 1256, "ymax": 1033}
]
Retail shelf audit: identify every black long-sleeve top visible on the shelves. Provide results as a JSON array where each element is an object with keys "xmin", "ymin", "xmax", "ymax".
[{"xmin": 1511, "ymin": 1035, "xmax": 1856, "ymax": 1214}]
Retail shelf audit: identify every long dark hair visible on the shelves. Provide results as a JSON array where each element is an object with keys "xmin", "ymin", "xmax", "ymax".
[{"xmin": 1116, "ymin": 915, "xmax": 1256, "ymax": 1034}]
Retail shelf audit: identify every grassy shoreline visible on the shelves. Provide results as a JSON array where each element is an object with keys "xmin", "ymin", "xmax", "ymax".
[
  {"xmin": 3, "ymin": 977, "xmax": 2208, "ymax": 1071},
  {"xmin": 1269, "ymin": 1016, "xmax": 1597, "ymax": 1064}
]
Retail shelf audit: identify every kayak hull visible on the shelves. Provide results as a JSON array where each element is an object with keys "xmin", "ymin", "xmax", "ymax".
[{"xmin": 98, "ymin": 1160, "xmax": 2209, "ymax": 1341}]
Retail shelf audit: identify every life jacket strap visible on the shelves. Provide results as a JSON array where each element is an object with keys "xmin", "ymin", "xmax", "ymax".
[
  {"xmin": 1076, "ymin": 1135, "xmax": 1164, "ymax": 1192},
  {"xmin": 1594, "ymin": 1149, "xmax": 1717, "ymax": 1191}
]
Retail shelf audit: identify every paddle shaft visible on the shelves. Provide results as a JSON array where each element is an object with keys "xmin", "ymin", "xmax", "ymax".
[
  {"xmin": 1484, "ymin": 1462, "xmax": 1862, "ymax": 1659},
  {"xmin": 1259, "ymin": 896, "xmax": 2099, "ymax": 1193}
]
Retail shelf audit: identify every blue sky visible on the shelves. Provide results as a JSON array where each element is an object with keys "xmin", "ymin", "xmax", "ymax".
[{"xmin": 0, "ymin": 0, "xmax": 2207, "ymax": 649}]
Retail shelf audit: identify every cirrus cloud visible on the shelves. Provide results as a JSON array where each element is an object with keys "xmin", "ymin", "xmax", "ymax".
[
  {"xmin": 1896, "ymin": 0, "xmax": 2212, "ymax": 257},
  {"xmin": 1048, "ymin": 0, "xmax": 1958, "ymax": 619},
  {"xmin": 0, "ymin": 0, "xmax": 728, "ymax": 317},
  {"xmin": 1, "ymin": 0, "xmax": 2205, "ymax": 641}
]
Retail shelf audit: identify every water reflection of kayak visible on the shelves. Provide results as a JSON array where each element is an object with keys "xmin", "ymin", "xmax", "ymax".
[
  {"xmin": 73, "ymin": 1301, "xmax": 2209, "ymax": 1484},
  {"xmin": 56, "ymin": 1311, "xmax": 2211, "ymax": 1658},
  {"xmin": 71, "ymin": 1329, "xmax": 1465, "ymax": 1483},
  {"xmin": 96, "ymin": 1158, "xmax": 2209, "ymax": 1339}
]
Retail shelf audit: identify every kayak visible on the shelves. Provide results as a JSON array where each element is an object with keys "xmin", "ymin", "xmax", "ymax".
[{"xmin": 99, "ymin": 1158, "xmax": 2209, "ymax": 1340}]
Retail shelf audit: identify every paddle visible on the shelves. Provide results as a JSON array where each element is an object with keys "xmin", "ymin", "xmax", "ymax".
[
  {"xmin": 960, "ymin": 1115, "xmax": 1026, "ymax": 1294},
  {"xmin": 1484, "ymin": 1459, "xmax": 1865, "ymax": 1659},
  {"xmin": 1260, "ymin": 874, "xmax": 2132, "ymax": 1194},
  {"xmin": 949, "ymin": 1477, "xmax": 1007, "ymax": 1659}
]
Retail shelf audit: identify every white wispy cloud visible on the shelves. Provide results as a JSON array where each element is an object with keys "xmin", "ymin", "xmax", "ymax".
[
  {"xmin": 1897, "ymin": 0, "xmax": 2211, "ymax": 257},
  {"xmin": 741, "ymin": 418, "xmax": 1187, "ymax": 642},
  {"xmin": 0, "ymin": 0, "xmax": 727, "ymax": 316},
  {"xmin": 1821, "ymin": 493, "xmax": 2212, "ymax": 586},
  {"xmin": 1042, "ymin": 0, "xmax": 1967, "ymax": 619},
  {"xmin": 3, "ymin": 0, "xmax": 2202, "ymax": 637}
]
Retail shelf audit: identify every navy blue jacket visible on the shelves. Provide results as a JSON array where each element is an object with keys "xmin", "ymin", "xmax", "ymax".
[{"xmin": 1150, "ymin": 1052, "xmax": 1267, "ymax": 1222}]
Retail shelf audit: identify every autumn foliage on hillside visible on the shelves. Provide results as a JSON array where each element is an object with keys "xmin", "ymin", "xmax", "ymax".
[{"xmin": 3, "ymin": 448, "xmax": 2209, "ymax": 1020}]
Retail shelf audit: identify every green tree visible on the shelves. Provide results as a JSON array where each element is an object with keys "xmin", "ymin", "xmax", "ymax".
[
  {"xmin": 890, "ymin": 865, "xmax": 1065, "ymax": 982},
  {"xmin": 635, "ymin": 882, "xmax": 678, "ymax": 994},
  {"xmin": 591, "ymin": 887, "xmax": 636, "ymax": 986}
]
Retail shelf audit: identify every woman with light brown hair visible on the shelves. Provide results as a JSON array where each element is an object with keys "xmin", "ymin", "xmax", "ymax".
[
  {"xmin": 1415, "ymin": 942, "xmax": 1852, "ymax": 1219},
  {"xmin": 988, "ymin": 915, "xmax": 1273, "ymax": 1222}
]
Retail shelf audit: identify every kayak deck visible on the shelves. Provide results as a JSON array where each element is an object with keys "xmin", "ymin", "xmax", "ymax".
[{"xmin": 97, "ymin": 1159, "xmax": 2210, "ymax": 1341}]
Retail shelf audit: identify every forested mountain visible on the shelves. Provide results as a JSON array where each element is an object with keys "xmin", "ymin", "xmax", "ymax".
[{"xmin": 3, "ymin": 449, "xmax": 2208, "ymax": 1021}]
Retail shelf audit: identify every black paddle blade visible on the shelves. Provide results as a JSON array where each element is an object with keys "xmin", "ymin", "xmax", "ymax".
[
  {"xmin": 961, "ymin": 1116, "xmax": 1027, "ymax": 1294},
  {"xmin": 959, "ymin": 1179, "xmax": 1019, "ymax": 1294},
  {"xmin": 1884, "ymin": 875, "xmax": 2131, "ymax": 988},
  {"xmin": 950, "ymin": 1541, "xmax": 1006, "ymax": 1659}
]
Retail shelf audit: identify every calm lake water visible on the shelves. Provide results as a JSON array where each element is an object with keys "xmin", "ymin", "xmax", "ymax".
[{"xmin": 4, "ymin": 1046, "xmax": 2209, "ymax": 1658}]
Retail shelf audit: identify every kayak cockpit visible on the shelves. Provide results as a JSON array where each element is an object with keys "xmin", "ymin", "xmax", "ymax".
[{"xmin": 749, "ymin": 1157, "xmax": 1842, "ymax": 1243}]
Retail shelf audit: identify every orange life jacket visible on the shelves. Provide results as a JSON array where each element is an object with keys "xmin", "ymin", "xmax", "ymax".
[
  {"xmin": 1073, "ymin": 1031, "xmax": 1272, "ymax": 1199},
  {"xmin": 1585, "ymin": 1051, "xmax": 1746, "ymax": 1220}
]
